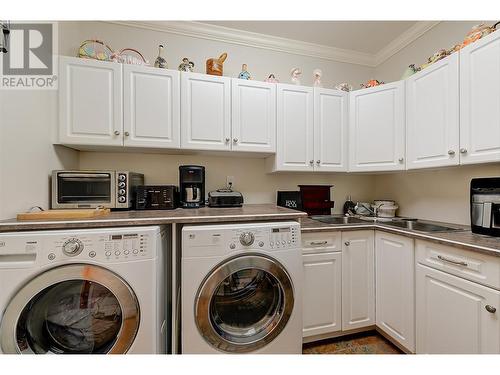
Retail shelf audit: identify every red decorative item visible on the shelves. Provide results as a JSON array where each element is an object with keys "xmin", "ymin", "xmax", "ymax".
[{"xmin": 298, "ymin": 185, "xmax": 334, "ymax": 216}]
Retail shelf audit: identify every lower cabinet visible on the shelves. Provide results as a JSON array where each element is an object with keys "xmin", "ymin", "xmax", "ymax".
[
  {"xmin": 416, "ymin": 263, "xmax": 500, "ymax": 354},
  {"xmin": 341, "ymin": 230, "xmax": 375, "ymax": 331},
  {"xmin": 302, "ymin": 251, "xmax": 342, "ymax": 338},
  {"xmin": 375, "ymin": 232, "xmax": 415, "ymax": 352}
]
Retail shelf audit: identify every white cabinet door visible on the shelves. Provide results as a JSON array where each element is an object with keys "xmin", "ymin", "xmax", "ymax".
[
  {"xmin": 460, "ymin": 31, "xmax": 500, "ymax": 164},
  {"xmin": 349, "ymin": 81, "xmax": 405, "ymax": 172},
  {"xmin": 303, "ymin": 252, "xmax": 342, "ymax": 338},
  {"xmin": 123, "ymin": 65, "xmax": 180, "ymax": 148},
  {"xmin": 313, "ymin": 88, "xmax": 348, "ymax": 172},
  {"xmin": 231, "ymin": 79, "xmax": 276, "ymax": 153},
  {"xmin": 406, "ymin": 53, "xmax": 459, "ymax": 169},
  {"xmin": 416, "ymin": 263, "xmax": 500, "ymax": 354},
  {"xmin": 342, "ymin": 230, "xmax": 375, "ymax": 331},
  {"xmin": 181, "ymin": 72, "xmax": 231, "ymax": 151},
  {"xmin": 275, "ymin": 84, "xmax": 314, "ymax": 171},
  {"xmin": 375, "ymin": 232, "xmax": 415, "ymax": 352},
  {"xmin": 59, "ymin": 56, "xmax": 123, "ymax": 146}
]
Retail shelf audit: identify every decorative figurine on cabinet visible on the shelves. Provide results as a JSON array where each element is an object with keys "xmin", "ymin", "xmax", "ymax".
[
  {"xmin": 178, "ymin": 57, "xmax": 195, "ymax": 72},
  {"xmin": 400, "ymin": 64, "xmax": 420, "ymax": 79},
  {"xmin": 334, "ymin": 83, "xmax": 352, "ymax": 92},
  {"xmin": 206, "ymin": 53, "xmax": 227, "ymax": 76},
  {"xmin": 154, "ymin": 44, "xmax": 168, "ymax": 69},
  {"xmin": 238, "ymin": 64, "xmax": 251, "ymax": 80},
  {"xmin": 265, "ymin": 74, "xmax": 279, "ymax": 83},
  {"xmin": 360, "ymin": 79, "xmax": 384, "ymax": 89},
  {"xmin": 313, "ymin": 68, "xmax": 322, "ymax": 87},
  {"xmin": 290, "ymin": 67, "xmax": 302, "ymax": 85}
]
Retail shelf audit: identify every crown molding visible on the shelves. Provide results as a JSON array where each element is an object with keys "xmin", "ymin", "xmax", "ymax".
[
  {"xmin": 105, "ymin": 20, "xmax": 441, "ymax": 68},
  {"xmin": 374, "ymin": 21, "xmax": 441, "ymax": 66}
]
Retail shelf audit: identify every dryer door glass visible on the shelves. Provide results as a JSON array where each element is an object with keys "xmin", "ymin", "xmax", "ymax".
[
  {"xmin": 0, "ymin": 265, "xmax": 140, "ymax": 354},
  {"xmin": 196, "ymin": 255, "xmax": 294, "ymax": 353}
]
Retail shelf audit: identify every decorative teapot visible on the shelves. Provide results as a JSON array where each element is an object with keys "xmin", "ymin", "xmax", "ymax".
[{"xmin": 206, "ymin": 53, "xmax": 227, "ymax": 76}]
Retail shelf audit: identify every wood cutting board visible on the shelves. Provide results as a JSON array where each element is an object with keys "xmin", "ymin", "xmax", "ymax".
[{"xmin": 17, "ymin": 208, "xmax": 110, "ymax": 221}]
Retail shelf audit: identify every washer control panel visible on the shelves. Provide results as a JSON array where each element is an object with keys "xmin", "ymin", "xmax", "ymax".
[
  {"xmin": 45, "ymin": 231, "xmax": 154, "ymax": 264},
  {"xmin": 225, "ymin": 223, "xmax": 300, "ymax": 252}
]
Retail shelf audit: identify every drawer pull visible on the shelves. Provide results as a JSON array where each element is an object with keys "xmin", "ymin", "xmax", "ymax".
[
  {"xmin": 437, "ymin": 255, "xmax": 468, "ymax": 267},
  {"xmin": 485, "ymin": 305, "xmax": 497, "ymax": 314},
  {"xmin": 344, "ymin": 241, "xmax": 350, "ymax": 246},
  {"xmin": 309, "ymin": 241, "xmax": 328, "ymax": 246}
]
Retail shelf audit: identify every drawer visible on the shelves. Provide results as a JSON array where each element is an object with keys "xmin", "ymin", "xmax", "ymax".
[
  {"xmin": 302, "ymin": 232, "xmax": 341, "ymax": 254},
  {"xmin": 416, "ymin": 240, "xmax": 500, "ymax": 289}
]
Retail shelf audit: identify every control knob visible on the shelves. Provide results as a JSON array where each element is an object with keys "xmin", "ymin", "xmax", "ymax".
[
  {"xmin": 62, "ymin": 239, "xmax": 83, "ymax": 256},
  {"xmin": 118, "ymin": 196, "xmax": 126, "ymax": 203},
  {"xmin": 118, "ymin": 182, "xmax": 126, "ymax": 188},
  {"xmin": 239, "ymin": 232, "xmax": 255, "ymax": 246},
  {"xmin": 118, "ymin": 174, "xmax": 127, "ymax": 181}
]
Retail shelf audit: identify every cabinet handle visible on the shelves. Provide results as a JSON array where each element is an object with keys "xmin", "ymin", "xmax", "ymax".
[
  {"xmin": 316, "ymin": 160, "xmax": 321, "ymax": 165},
  {"xmin": 309, "ymin": 160, "xmax": 314, "ymax": 165},
  {"xmin": 124, "ymin": 131, "xmax": 130, "ymax": 136},
  {"xmin": 485, "ymin": 305, "xmax": 497, "ymax": 313},
  {"xmin": 225, "ymin": 138, "xmax": 230, "ymax": 143},
  {"xmin": 114, "ymin": 130, "xmax": 120, "ymax": 136},
  {"xmin": 448, "ymin": 150, "xmax": 455, "ymax": 156},
  {"xmin": 398, "ymin": 157, "xmax": 404, "ymax": 163},
  {"xmin": 437, "ymin": 255, "xmax": 468, "ymax": 267},
  {"xmin": 344, "ymin": 241, "xmax": 350, "ymax": 246},
  {"xmin": 233, "ymin": 138, "xmax": 238, "ymax": 143},
  {"xmin": 460, "ymin": 148, "xmax": 468, "ymax": 154},
  {"xmin": 310, "ymin": 241, "xmax": 328, "ymax": 246}
]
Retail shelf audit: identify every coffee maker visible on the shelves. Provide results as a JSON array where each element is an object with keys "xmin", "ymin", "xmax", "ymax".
[
  {"xmin": 179, "ymin": 165, "xmax": 205, "ymax": 208},
  {"xmin": 471, "ymin": 177, "xmax": 500, "ymax": 237}
]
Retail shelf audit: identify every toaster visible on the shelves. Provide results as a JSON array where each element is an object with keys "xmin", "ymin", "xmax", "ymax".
[
  {"xmin": 208, "ymin": 189, "xmax": 244, "ymax": 207},
  {"xmin": 135, "ymin": 185, "xmax": 178, "ymax": 210}
]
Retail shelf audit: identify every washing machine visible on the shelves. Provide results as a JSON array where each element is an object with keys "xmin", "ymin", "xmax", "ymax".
[
  {"xmin": 181, "ymin": 221, "xmax": 302, "ymax": 354},
  {"xmin": 0, "ymin": 226, "xmax": 169, "ymax": 354}
]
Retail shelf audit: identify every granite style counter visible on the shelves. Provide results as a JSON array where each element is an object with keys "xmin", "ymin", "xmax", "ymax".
[
  {"xmin": 0, "ymin": 204, "xmax": 307, "ymax": 232},
  {"xmin": 300, "ymin": 216, "xmax": 500, "ymax": 257}
]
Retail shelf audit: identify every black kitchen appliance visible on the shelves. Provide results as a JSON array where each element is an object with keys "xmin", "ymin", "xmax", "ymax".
[
  {"xmin": 179, "ymin": 165, "xmax": 205, "ymax": 208},
  {"xmin": 135, "ymin": 185, "xmax": 178, "ymax": 210},
  {"xmin": 471, "ymin": 177, "xmax": 500, "ymax": 237},
  {"xmin": 277, "ymin": 191, "xmax": 302, "ymax": 211},
  {"xmin": 208, "ymin": 188, "xmax": 244, "ymax": 207}
]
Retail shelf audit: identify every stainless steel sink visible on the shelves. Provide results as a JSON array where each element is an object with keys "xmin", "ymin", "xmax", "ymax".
[
  {"xmin": 384, "ymin": 220, "xmax": 464, "ymax": 233},
  {"xmin": 309, "ymin": 215, "xmax": 366, "ymax": 225}
]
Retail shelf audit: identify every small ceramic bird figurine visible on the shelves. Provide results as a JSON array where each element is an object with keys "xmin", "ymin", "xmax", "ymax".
[
  {"xmin": 290, "ymin": 68, "xmax": 302, "ymax": 85},
  {"xmin": 154, "ymin": 44, "xmax": 167, "ymax": 69}
]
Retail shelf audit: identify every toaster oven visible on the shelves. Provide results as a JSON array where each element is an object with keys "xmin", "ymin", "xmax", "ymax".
[
  {"xmin": 471, "ymin": 177, "xmax": 500, "ymax": 237},
  {"xmin": 52, "ymin": 170, "xmax": 144, "ymax": 209}
]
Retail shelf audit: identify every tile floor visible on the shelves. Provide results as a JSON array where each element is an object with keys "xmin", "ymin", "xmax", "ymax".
[{"xmin": 302, "ymin": 331, "xmax": 403, "ymax": 354}]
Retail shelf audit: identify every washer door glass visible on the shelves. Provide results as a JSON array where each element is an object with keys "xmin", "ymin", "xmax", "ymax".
[
  {"xmin": 196, "ymin": 255, "xmax": 294, "ymax": 353},
  {"xmin": 0, "ymin": 265, "xmax": 140, "ymax": 354},
  {"xmin": 16, "ymin": 280, "xmax": 122, "ymax": 354}
]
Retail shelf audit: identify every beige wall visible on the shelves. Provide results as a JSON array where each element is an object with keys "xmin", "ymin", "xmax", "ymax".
[
  {"xmin": 58, "ymin": 21, "xmax": 375, "ymax": 87},
  {"xmin": 0, "ymin": 90, "xmax": 79, "ymax": 220},
  {"xmin": 79, "ymin": 152, "xmax": 376, "ymax": 214},
  {"xmin": 373, "ymin": 21, "xmax": 500, "ymax": 225}
]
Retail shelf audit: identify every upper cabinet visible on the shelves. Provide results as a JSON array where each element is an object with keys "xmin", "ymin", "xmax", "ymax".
[
  {"xmin": 406, "ymin": 54, "xmax": 459, "ymax": 169},
  {"xmin": 123, "ymin": 65, "xmax": 180, "ymax": 148},
  {"xmin": 314, "ymin": 88, "xmax": 349, "ymax": 172},
  {"xmin": 59, "ymin": 56, "xmax": 123, "ymax": 146},
  {"xmin": 273, "ymin": 84, "xmax": 314, "ymax": 171},
  {"xmin": 349, "ymin": 81, "xmax": 406, "ymax": 172},
  {"xmin": 460, "ymin": 31, "xmax": 500, "ymax": 165},
  {"xmin": 231, "ymin": 79, "xmax": 276, "ymax": 153},
  {"xmin": 181, "ymin": 72, "xmax": 231, "ymax": 151},
  {"xmin": 269, "ymin": 85, "xmax": 348, "ymax": 172}
]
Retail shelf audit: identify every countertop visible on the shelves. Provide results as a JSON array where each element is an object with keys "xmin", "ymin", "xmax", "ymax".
[
  {"xmin": 0, "ymin": 204, "xmax": 307, "ymax": 232},
  {"xmin": 300, "ymin": 216, "xmax": 500, "ymax": 257}
]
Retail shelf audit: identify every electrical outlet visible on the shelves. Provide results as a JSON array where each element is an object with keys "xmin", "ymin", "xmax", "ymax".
[{"xmin": 226, "ymin": 176, "xmax": 235, "ymax": 188}]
